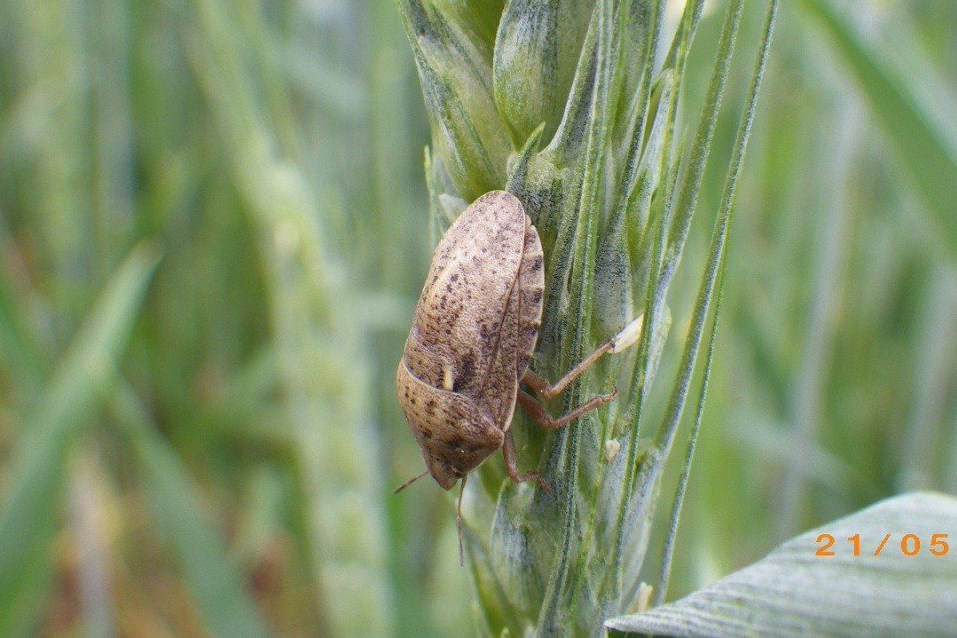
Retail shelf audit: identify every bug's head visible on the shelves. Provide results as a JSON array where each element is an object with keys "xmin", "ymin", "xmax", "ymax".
[
  {"xmin": 397, "ymin": 359, "xmax": 503, "ymax": 490},
  {"xmin": 418, "ymin": 415, "xmax": 502, "ymax": 490},
  {"xmin": 424, "ymin": 453, "xmax": 464, "ymax": 490}
]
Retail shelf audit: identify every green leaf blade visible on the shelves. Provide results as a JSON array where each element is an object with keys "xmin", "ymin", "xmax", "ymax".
[
  {"xmin": 607, "ymin": 492, "xmax": 957, "ymax": 637},
  {"xmin": 0, "ymin": 243, "xmax": 160, "ymax": 636},
  {"xmin": 114, "ymin": 387, "xmax": 267, "ymax": 638}
]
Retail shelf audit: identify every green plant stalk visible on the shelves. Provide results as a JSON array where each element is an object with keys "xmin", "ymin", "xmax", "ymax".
[
  {"xmin": 189, "ymin": 0, "xmax": 397, "ymax": 633},
  {"xmin": 653, "ymin": 246, "xmax": 725, "ymax": 607},
  {"xmin": 400, "ymin": 0, "xmax": 777, "ymax": 632},
  {"xmin": 613, "ymin": 0, "xmax": 701, "ymax": 554}
]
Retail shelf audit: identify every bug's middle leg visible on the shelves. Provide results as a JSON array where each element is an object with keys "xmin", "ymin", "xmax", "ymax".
[
  {"xmin": 516, "ymin": 388, "xmax": 618, "ymax": 430},
  {"xmin": 502, "ymin": 429, "xmax": 550, "ymax": 492}
]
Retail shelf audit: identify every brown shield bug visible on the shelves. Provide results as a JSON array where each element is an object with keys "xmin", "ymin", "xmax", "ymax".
[
  {"xmin": 396, "ymin": 190, "xmax": 645, "ymax": 485},
  {"xmin": 395, "ymin": 191, "xmax": 643, "ymax": 556}
]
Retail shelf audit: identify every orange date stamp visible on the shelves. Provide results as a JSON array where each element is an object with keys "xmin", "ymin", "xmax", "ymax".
[{"xmin": 814, "ymin": 533, "xmax": 951, "ymax": 557}]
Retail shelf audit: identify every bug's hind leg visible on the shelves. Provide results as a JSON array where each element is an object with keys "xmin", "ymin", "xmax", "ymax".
[
  {"xmin": 516, "ymin": 388, "xmax": 618, "ymax": 430},
  {"xmin": 502, "ymin": 429, "xmax": 551, "ymax": 492},
  {"xmin": 522, "ymin": 315, "xmax": 644, "ymax": 399}
]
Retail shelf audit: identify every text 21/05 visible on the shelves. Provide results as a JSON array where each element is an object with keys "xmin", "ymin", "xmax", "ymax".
[{"xmin": 815, "ymin": 533, "xmax": 951, "ymax": 557}]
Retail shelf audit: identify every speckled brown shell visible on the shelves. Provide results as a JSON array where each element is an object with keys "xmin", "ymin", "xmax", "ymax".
[{"xmin": 396, "ymin": 191, "xmax": 545, "ymax": 478}]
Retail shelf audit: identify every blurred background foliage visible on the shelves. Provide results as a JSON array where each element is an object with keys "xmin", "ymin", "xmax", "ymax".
[{"xmin": 0, "ymin": 0, "xmax": 955, "ymax": 635}]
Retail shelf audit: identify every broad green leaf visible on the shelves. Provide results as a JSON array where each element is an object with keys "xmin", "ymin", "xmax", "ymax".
[
  {"xmin": 607, "ymin": 492, "xmax": 957, "ymax": 637},
  {"xmin": 800, "ymin": 0, "xmax": 957, "ymax": 258},
  {"xmin": 112, "ymin": 385, "xmax": 267, "ymax": 638},
  {"xmin": 0, "ymin": 243, "xmax": 160, "ymax": 637}
]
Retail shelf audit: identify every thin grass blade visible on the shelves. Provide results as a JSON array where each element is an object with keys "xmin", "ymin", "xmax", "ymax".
[
  {"xmin": 0, "ymin": 243, "xmax": 159, "ymax": 636},
  {"xmin": 111, "ymin": 384, "xmax": 267, "ymax": 638},
  {"xmin": 801, "ymin": 0, "xmax": 957, "ymax": 258}
]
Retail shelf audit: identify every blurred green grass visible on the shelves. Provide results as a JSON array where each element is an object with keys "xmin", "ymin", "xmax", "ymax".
[{"xmin": 0, "ymin": 0, "xmax": 955, "ymax": 635}]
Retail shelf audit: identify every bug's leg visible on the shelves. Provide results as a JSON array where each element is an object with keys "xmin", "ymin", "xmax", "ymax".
[
  {"xmin": 456, "ymin": 475, "xmax": 466, "ymax": 566},
  {"xmin": 523, "ymin": 315, "xmax": 644, "ymax": 399},
  {"xmin": 502, "ymin": 429, "xmax": 551, "ymax": 492},
  {"xmin": 517, "ymin": 388, "xmax": 618, "ymax": 429},
  {"xmin": 522, "ymin": 343, "xmax": 612, "ymax": 398}
]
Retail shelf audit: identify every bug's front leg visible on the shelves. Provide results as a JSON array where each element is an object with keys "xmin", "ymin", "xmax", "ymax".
[
  {"xmin": 522, "ymin": 351, "xmax": 610, "ymax": 399},
  {"xmin": 522, "ymin": 314, "xmax": 644, "ymax": 399},
  {"xmin": 502, "ymin": 429, "xmax": 551, "ymax": 492},
  {"xmin": 516, "ymin": 388, "xmax": 618, "ymax": 430}
]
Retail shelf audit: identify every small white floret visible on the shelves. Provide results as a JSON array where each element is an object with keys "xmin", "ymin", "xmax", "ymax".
[
  {"xmin": 610, "ymin": 314, "xmax": 644, "ymax": 353},
  {"xmin": 604, "ymin": 439, "xmax": 621, "ymax": 462}
]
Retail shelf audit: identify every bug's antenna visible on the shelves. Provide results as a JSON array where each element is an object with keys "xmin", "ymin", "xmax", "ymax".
[
  {"xmin": 393, "ymin": 470, "xmax": 428, "ymax": 494},
  {"xmin": 457, "ymin": 475, "xmax": 467, "ymax": 566}
]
